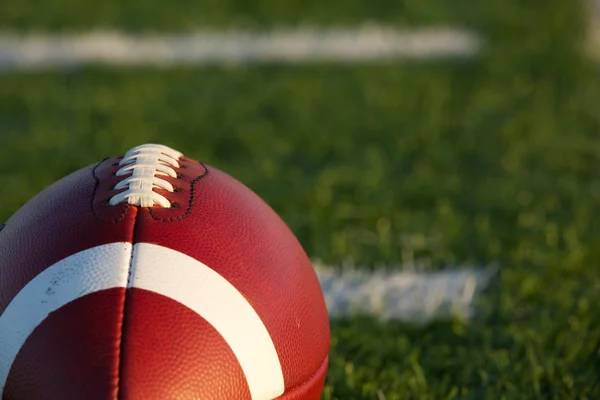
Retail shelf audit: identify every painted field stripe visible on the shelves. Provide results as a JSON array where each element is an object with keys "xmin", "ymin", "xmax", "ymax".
[
  {"xmin": 588, "ymin": 0, "xmax": 600, "ymax": 59},
  {"xmin": 130, "ymin": 243, "xmax": 285, "ymax": 400},
  {"xmin": 0, "ymin": 27, "xmax": 482, "ymax": 70},
  {"xmin": 0, "ymin": 242, "xmax": 132, "ymax": 394},
  {"xmin": 316, "ymin": 263, "xmax": 496, "ymax": 322}
]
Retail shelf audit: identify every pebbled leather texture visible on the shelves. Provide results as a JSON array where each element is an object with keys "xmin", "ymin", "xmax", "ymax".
[
  {"xmin": 0, "ymin": 160, "xmax": 137, "ymax": 400},
  {"xmin": 4, "ymin": 290, "xmax": 126, "ymax": 400},
  {"xmin": 0, "ymin": 152, "xmax": 330, "ymax": 400},
  {"xmin": 276, "ymin": 356, "xmax": 329, "ymax": 400}
]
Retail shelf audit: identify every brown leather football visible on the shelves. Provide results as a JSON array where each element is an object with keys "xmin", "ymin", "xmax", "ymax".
[{"xmin": 0, "ymin": 144, "xmax": 330, "ymax": 400}]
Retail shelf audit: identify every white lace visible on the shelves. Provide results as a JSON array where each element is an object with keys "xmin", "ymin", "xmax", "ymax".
[{"xmin": 108, "ymin": 144, "xmax": 183, "ymax": 208}]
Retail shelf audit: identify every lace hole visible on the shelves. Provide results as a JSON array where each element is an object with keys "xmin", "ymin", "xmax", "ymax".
[
  {"xmin": 176, "ymin": 173, "xmax": 184, "ymax": 179},
  {"xmin": 173, "ymin": 186, "xmax": 181, "ymax": 192},
  {"xmin": 170, "ymin": 202, "xmax": 179, "ymax": 209}
]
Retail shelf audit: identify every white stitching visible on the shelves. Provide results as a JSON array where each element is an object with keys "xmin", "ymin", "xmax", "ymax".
[{"xmin": 109, "ymin": 144, "xmax": 183, "ymax": 208}]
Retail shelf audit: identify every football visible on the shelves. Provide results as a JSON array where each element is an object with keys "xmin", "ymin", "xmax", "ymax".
[{"xmin": 0, "ymin": 144, "xmax": 330, "ymax": 400}]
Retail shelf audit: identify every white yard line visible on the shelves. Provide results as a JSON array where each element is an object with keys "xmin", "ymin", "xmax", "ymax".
[
  {"xmin": 0, "ymin": 27, "xmax": 482, "ymax": 70},
  {"xmin": 588, "ymin": 0, "xmax": 600, "ymax": 59},
  {"xmin": 316, "ymin": 264, "xmax": 496, "ymax": 322}
]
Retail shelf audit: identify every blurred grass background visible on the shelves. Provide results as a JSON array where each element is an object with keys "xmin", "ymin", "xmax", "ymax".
[
  {"xmin": 0, "ymin": 0, "xmax": 528, "ymax": 31},
  {"xmin": 1, "ymin": 0, "xmax": 599, "ymax": 398}
]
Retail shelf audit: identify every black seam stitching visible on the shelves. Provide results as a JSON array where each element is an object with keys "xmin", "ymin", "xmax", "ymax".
[
  {"xmin": 91, "ymin": 158, "xmax": 130, "ymax": 224},
  {"xmin": 147, "ymin": 162, "xmax": 209, "ymax": 223}
]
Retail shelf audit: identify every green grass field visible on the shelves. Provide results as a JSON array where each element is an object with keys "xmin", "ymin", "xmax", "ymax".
[
  {"xmin": 0, "ymin": 0, "xmax": 536, "ymax": 31},
  {"xmin": 1, "ymin": 0, "xmax": 599, "ymax": 398}
]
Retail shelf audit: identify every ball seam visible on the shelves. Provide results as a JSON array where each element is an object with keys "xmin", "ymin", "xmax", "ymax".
[
  {"xmin": 92, "ymin": 158, "xmax": 132, "ymax": 224},
  {"xmin": 147, "ymin": 161, "xmax": 209, "ymax": 223}
]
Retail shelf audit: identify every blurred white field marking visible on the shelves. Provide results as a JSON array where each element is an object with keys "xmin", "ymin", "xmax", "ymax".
[
  {"xmin": 315, "ymin": 264, "xmax": 496, "ymax": 322},
  {"xmin": 589, "ymin": 0, "xmax": 600, "ymax": 59},
  {"xmin": 0, "ymin": 27, "xmax": 482, "ymax": 70}
]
